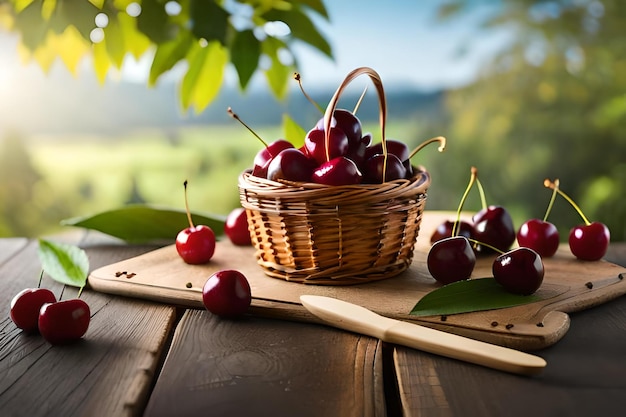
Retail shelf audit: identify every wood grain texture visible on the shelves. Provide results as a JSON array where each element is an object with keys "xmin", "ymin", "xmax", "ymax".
[
  {"xmin": 88, "ymin": 211, "xmax": 626, "ymax": 350},
  {"xmin": 144, "ymin": 310, "xmax": 387, "ymax": 417},
  {"xmin": 392, "ymin": 291, "xmax": 626, "ymax": 417},
  {"xmin": 0, "ymin": 237, "xmax": 177, "ymax": 417}
]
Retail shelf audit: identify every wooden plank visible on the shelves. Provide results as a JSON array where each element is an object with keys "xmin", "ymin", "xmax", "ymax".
[
  {"xmin": 144, "ymin": 310, "xmax": 387, "ymax": 417},
  {"xmin": 88, "ymin": 211, "xmax": 626, "ymax": 350},
  {"xmin": 0, "ymin": 237, "xmax": 177, "ymax": 417}
]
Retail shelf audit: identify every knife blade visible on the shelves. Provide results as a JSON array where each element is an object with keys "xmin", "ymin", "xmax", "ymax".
[{"xmin": 300, "ymin": 295, "xmax": 546, "ymax": 376}]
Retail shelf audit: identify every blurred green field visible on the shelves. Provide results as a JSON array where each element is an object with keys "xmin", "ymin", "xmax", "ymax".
[{"xmin": 14, "ymin": 118, "xmax": 433, "ymax": 238}]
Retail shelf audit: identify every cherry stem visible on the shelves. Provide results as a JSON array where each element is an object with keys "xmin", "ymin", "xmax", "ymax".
[
  {"xmin": 183, "ymin": 180, "xmax": 195, "ymax": 229},
  {"xmin": 352, "ymin": 85, "xmax": 368, "ymax": 115},
  {"xmin": 77, "ymin": 285, "xmax": 84, "ymax": 298},
  {"xmin": 37, "ymin": 270, "xmax": 44, "ymax": 288},
  {"xmin": 475, "ymin": 176, "xmax": 488, "ymax": 210},
  {"xmin": 59, "ymin": 285, "xmax": 65, "ymax": 301},
  {"xmin": 544, "ymin": 179, "xmax": 591, "ymax": 225},
  {"xmin": 542, "ymin": 178, "xmax": 559, "ymax": 222},
  {"xmin": 294, "ymin": 72, "xmax": 324, "ymax": 114},
  {"xmin": 452, "ymin": 166, "xmax": 477, "ymax": 237},
  {"xmin": 406, "ymin": 136, "xmax": 447, "ymax": 161},
  {"xmin": 227, "ymin": 107, "xmax": 268, "ymax": 148}
]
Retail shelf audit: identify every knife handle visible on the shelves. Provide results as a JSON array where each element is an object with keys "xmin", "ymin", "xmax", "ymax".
[{"xmin": 384, "ymin": 320, "xmax": 546, "ymax": 375}]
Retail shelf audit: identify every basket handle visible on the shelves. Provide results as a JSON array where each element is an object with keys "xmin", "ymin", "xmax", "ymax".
[{"xmin": 323, "ymin": 67, "xmax": 389, "ymax": 180}]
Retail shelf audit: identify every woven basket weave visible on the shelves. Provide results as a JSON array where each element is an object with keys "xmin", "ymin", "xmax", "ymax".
[{"xmin": 238, "ymin": 66, "xmax": 433, "ymax": 284}]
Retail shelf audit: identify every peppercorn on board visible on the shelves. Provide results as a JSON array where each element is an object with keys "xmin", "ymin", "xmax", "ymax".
[{"xmin": 88, "ymin": 211, "xmax": 626, "ymax": 351}]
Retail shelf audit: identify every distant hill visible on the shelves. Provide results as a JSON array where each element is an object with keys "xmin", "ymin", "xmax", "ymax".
[{"xmin": 0, "ymin": 70, "xmax": 444, "ymax": 138}]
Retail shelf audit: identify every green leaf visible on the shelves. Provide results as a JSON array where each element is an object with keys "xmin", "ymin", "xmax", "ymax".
[
  {"xmin": 410, "ymin": 278, "xmax": 543, "ymax": 317},
  {"xmin": 180, "ymin": 40, "xmax": 228, "ymax": 113},
  {"xmin": 103, "ymin": 14, "xmax": 126, "ymax": 68},
  {"xmin": 189, "ymin": 0, "xmax": 229, "ymax": 44},
  {"xmin": 262, "ymin": 37, "xmax": 292, "ymax": 99},
  {"xmin": 231, "ymin": 29, "xmax": 261, "ymax": 90},
  {"xmin": 283, "ymin": 113, "xmax": 306, "ymax": 147},
  {"xmin": 37, "ymin": 239, "xmax": 89, "ymax": 289},
  {"xmin": 61, "ymin": 204, "xmax": 226, "ymax": 244},
  {"xmin": 149, "ymin": 30, "xmax": 193, "ymax": 86},
  {"xmin": 262, "ymin": 7, "xmax": 332, "ymax": 58},
  {"xmin": 137, "ymin": 0, "xmax": 175, "ymax": 44},
  {"xmin": 291, "ymin": 0, "xmax": 330, "ymax": 19}
]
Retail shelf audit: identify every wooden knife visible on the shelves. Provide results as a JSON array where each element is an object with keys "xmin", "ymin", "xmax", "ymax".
[{"xmin": 300, "ymin": 295, "xmax": 546, "ymax": 376}]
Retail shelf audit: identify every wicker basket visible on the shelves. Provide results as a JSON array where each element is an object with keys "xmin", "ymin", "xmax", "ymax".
[{"xmin": 238, "ymin": 67, "xmax": 432, "ymax": 285}]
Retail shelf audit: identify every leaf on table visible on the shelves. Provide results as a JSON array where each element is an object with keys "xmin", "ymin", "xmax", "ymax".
[
  {"xmin": 37, "ymin": 239, "xmax": 89, "ymax": 289},
  {"xmin": 410, "ymin": 277, "xmax": 542, "ymax": 317},
  {"xmin": 61, "ymin": 204, "xmax": 227, "ymax": 244}
]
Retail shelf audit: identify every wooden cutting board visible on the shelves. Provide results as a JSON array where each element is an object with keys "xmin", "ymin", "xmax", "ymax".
[{"xmin": 88, "ymin": 211, "xmax": 626, "ymax": 351}]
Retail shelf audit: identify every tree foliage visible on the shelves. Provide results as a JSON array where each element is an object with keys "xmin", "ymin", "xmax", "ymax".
[
  {"xmin": 0, "ymin": 0, "xmax": 332, "ymax": 113},
  {"xmin": 427, "ymin": 0, "xmax": 626, "ymax": 240}
]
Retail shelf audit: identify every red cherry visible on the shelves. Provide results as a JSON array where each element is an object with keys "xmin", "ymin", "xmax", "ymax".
[
  {"xmin": 311, "ymin": 156, "xmax": 362, "ymax": 186},
  {"xmin": 362, "ymin": 153, "xmax": 407, "ymax": 183},
  {"xmin": 316, "ymin": 108, "xmax": 362, "ymax": 146},
  {"xmin": 267, "ymin": 148, "xmax": 316, "ymax": 182},
  {"xmin": 304, "ymin": 127, "xmax": 349, "ymax": 165},
  {"xmin": 364, "ymin": 139, "xmax": 410, "ymax": 162},
  {"xmin": 38, "ymin": 299, "xmax": 91, "ymax": 345},
  {"xmin": 252, "ymin": 139, "xmax": 294, "ymax": 178},
  {"xmin": 10, "ymin": 288, "xmax": 57, "ymax": 333},
  {"xmin": 224, "ymin": 208, "xmax": 251, "ymax": 246},
  {"xmin": 493, "ymin": 247, "xmax": 544, "ymax": 295},
  {"xmin": 472, "ymin": 205, "xmax": 516, "ymax": 254},
  {"xmin": 176, "ymin": 181, "xmax": 216, "ymax": 264},
  {"xmin": 202, "ymin": 270, "xmax": 252, "ymax": 318},
  {"xmin": 517, "ymin": 219, "xmax": 560, "ymax": 257},
  {"xmin": 569, "ymin": 222, "xmax": 610, "ymax": 261},
  {"xmin": 427, "ymin": 236, "xmax": 476, "ymax": 285},
  {"xmin": 430, "ymin": 220, "xmax": 475, "ymax": 245},
  {"xmin": 544, "ymin": 179, "xmax": 610, "ymax": 261}
]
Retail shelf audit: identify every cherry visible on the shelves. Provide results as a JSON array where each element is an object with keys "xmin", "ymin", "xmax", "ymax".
[
  {"xmin": 304, "ymin": 127, "xmax": 349, "ymax": 165},
  {"xmin": 545, "ymin": 179, "xmax": 610, "ymax": 261},
  {"xmin": 472, "ymin": 206, "xmax": 516, "ymax": 254},
  {"xmin": 227, "ymin": 107, "xmax": 294, "ymax": 178},
  {"xmin": 311, "ymin": 156, "xmax": 363, "ymax": 186},
  {"xmin": 315, "ymin": 109, "xmax": 363, "ymax": 146},
  {"xmin": 427, "ymin": 236, "xmax": 476, "ymax": 285},
  {"xmin": 430, "ymin": 220, "xmax": 474, "ymax": 245},
  {"xmin": 202, "ymin": 270, "xmax": 252, "ymax": 318},
  {"xmin": 176, "ymin": 181, "xmax": 216, "ymax": 264},
  {"xmin": 364, "ymin": 138, "xmax": 410, "ymax": 162},
  {"xmin": 10, "ymin": 287, "xmax": 57, "ymax": 333},
  {"xmin": 517, "ymin": 219, "xmax": 559, "ymax": 258},
  {"xmin": 493, "ymin": 247, "xmax": 544, "ymax": 295},
  {"xmin": 224, "ymin": 207, "xmax": 251, "ymax": 246},
  {"xmin": 38, "ymin": 299, "xmax": 91, "ymax": 345},
  {"xmin": 267, "ymin": 148, "xmax": 316, "ymax": 182},
  {"xmin": 362, "ymin": 153, "xmax": 407, "ymax": 183},
  {"xmin": 517, "ymin": 178, "xmax": 560, "ymax": 257}
]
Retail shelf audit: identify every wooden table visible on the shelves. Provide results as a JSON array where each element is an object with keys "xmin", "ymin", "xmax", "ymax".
[{"xmin": 1, "ymin": 232, "xmax": 625, "ymax": 417}]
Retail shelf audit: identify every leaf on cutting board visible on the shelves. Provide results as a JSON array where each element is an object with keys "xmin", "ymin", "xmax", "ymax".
[
  {"xmin": 38, "ymin": 239, "xmax": 90, "ymax": 289},
  {"xmin": 410, "ymin": 277, "xmax": 542, "ymax": 317},
  {"xmin": 61, "ymin": 204, "xmax": 227, "ymax": 244}
]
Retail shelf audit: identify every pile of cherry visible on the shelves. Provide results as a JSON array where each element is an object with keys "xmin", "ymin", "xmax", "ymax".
[
  {"xmin": 428, "ymin": 167, "xmax": 611, "ymax": 296},
  {"xmin": 231, "ymin": 107, "xmax": 442, "ymax": 186}
]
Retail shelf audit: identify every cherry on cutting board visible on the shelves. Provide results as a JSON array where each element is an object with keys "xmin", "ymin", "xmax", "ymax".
[
  {"xmin": 427, "ymin": 236, "xmax": 477, "ymax": 285},
  {"xmin": 517, "ymin": 178, "xmax": 560, "ymax": 257},
  {"xmin": 493, "ymin": 247, "xmax": 544, "ymax": 295},
  {"xmin": 176, "ymin": 181, "xmax": 216, "ymax": 265},
  {"xmin": 202, "ymin": 270, "xmax": 252, "ymax": 318},
  {"xmin": 224, "ymin": 208, "xmax": 251, "ymax": 246},
  {"xmin": 545, "ymin": 179, "xmax": 610, "ymax": 261},
  {"xmin": 10, "ymin": 287, "xmax": 57, "ymax": 333},
  {"xmin": 38, "ymin": 299, "xmax": 91, "ymax": 345}
]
